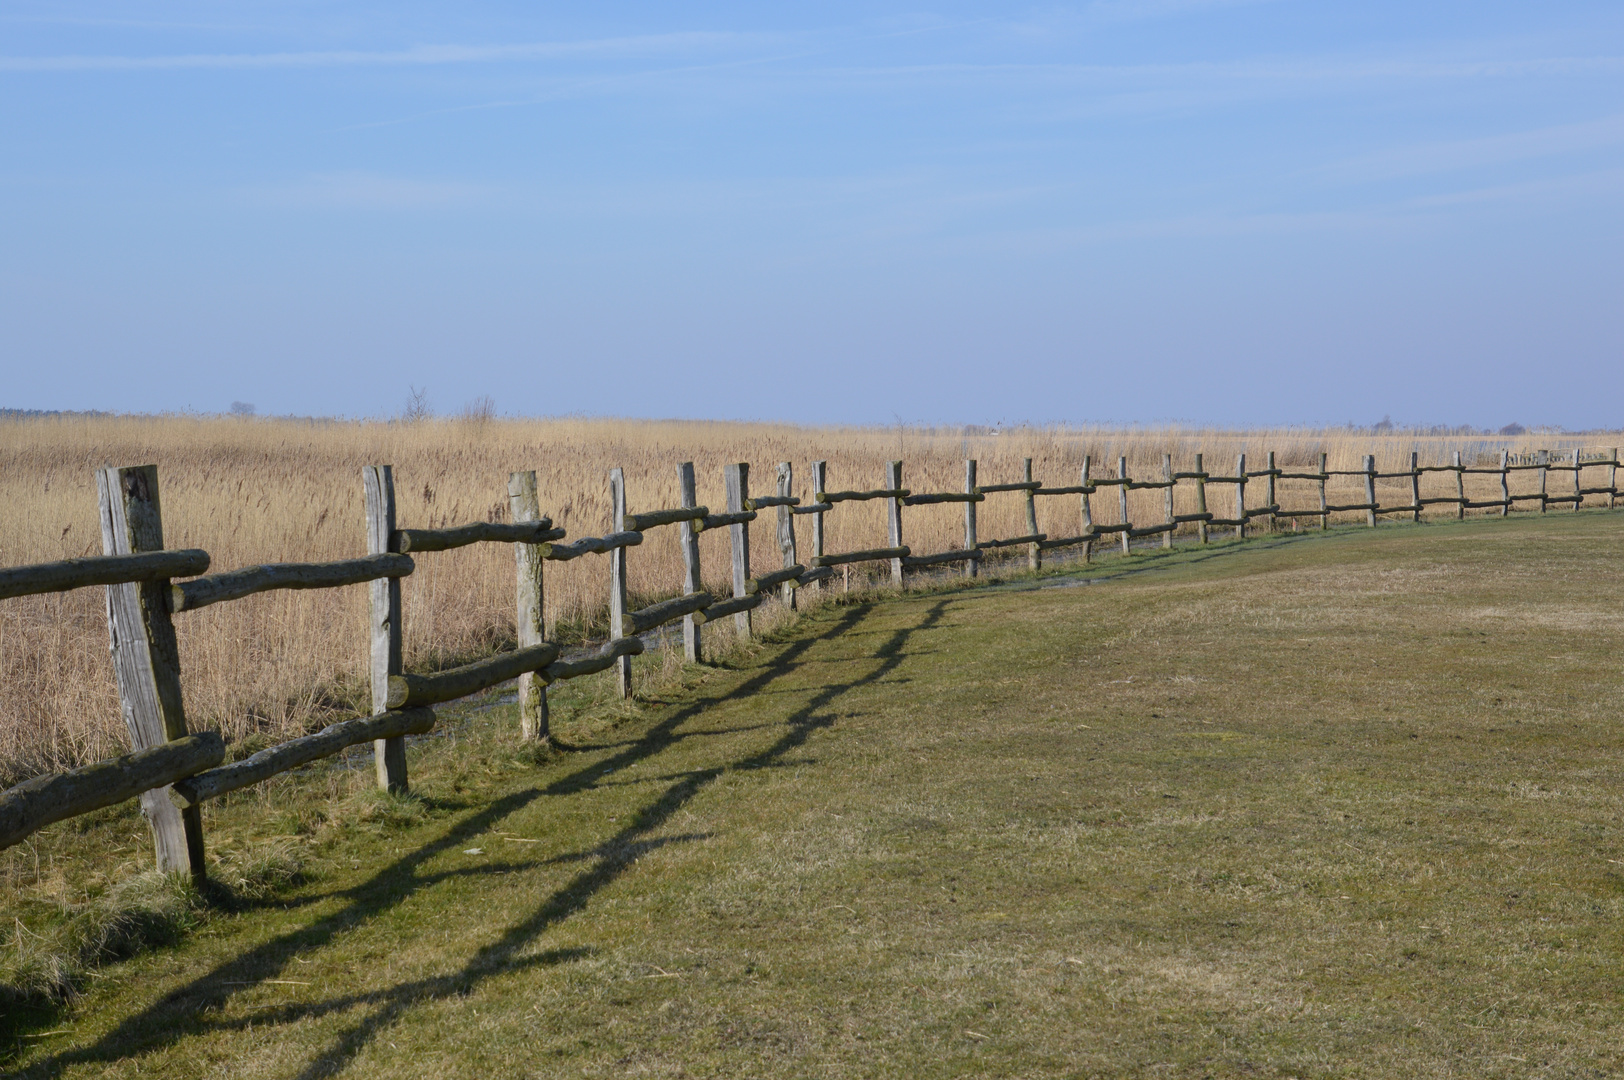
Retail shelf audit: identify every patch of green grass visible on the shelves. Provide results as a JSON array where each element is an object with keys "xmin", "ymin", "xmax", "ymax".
[{"xmin": 6, "ymin": 514, "xmax": 1624, "ymax": 1077}]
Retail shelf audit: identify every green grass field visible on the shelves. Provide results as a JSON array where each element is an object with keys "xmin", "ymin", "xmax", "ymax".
[{"xmin": 6, "ymin": 514, "xmax": 1624, "ymax": 1078}]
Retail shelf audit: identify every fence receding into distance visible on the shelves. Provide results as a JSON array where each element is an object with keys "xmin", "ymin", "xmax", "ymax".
[{"xmin": 1, "ymin": 446, "xmax": 1619, "ymax": 878}]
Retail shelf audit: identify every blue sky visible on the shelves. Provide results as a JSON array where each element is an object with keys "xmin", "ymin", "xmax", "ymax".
[{"xmin": 2, "ymin": 2, "xmax": 1621, "ymax": 428}]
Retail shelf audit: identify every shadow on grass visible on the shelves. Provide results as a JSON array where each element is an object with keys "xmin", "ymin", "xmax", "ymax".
[{"xmin": 26, "ymin": 598, "xmax": 951, "ymax": 1078}]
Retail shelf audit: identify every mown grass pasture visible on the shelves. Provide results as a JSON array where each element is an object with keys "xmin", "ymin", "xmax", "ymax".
[{"xmin": 5, "ymin": 512, "xmax": 1624, "ymax": 1077}]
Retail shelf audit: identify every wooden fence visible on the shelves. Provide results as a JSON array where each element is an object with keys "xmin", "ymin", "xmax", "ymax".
[{"xmin": 1, "ymin": 446, "xmax": 1620, "ymax": 879}]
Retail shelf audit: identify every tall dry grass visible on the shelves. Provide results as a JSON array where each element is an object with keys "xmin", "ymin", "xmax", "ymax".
[{"xmin": 0, "ymin": 414, "xmax": 1612, "ymax": 783}]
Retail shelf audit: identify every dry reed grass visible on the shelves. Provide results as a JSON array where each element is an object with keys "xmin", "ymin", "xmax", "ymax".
[{"xmin": 0, "ymin": 414, "xmax": 1610, "ymax": 784}]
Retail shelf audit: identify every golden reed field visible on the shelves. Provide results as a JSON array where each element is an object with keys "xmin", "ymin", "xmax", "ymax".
[{"xmin": 0, "ymin": 414, "xmax": 1611, "ymax": 784}]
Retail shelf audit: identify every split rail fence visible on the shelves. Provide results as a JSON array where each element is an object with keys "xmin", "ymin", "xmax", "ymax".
[{"xmin": 1, "ymin": 447, "xmax": 1620, "ymax": 879}]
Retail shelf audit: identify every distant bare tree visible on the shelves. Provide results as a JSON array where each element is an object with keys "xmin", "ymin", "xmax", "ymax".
[
  {"xmin": 402, "ymin": 385, "xmax": 433, "ymax": 423},
  {"xmin": 460, "ymin": 394, "xmax": 496, "ymax": 434},
  {"xmin": 229, "ymin": 401, "xmax": 256, "ymax": 417}
]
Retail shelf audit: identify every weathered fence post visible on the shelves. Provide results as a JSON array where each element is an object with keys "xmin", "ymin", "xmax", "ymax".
[
  {"xmin": 1363, "ymin": 455, "xmax": 1378, "ymax": 528},
  {"xmin": 1118, "ymin": 456, "xmax": 1131, "ymax": 555},
  {"xmin": 609, "ymin": 467, "xmax": 632, "ymax": 698},
  {"xmin": 97, "ymin": 464, "xmax": 206, "ymax": 879},
  {"xmin": 363, "ymin": 465, "xmax": 409, "ymax": 793},
  {"xmin": 810, "ymin": 460, "xmax": 827, "ymax": 593},
  {"xmin": 1234, "ymin": 453, "xmax": 1247, "ymax": 540},
  {"xmin": 726, "ymin": 463, "xmax": 752, "ymax": 637},
  {"xmin": 508, "ymin": 470, "xmax": 548, "ymax": 743},
  {"xmin": 1611, "ymin": 449, "xmax": 1618, "ymax": 509},
  {"xmin": 1499, "ymin": 450, "xmax": 1511, "ymax": 516},
  {"xmin": 1538, "ymin": 450, "xmax": 1549, "ymax": 514},
  {"xmin": 1265, "ymin": 451, "xmax": 1277, "ymax": 532},
  {"xmin": 776, "ymin": 462, "xmax": 798, "ymax": 608},
  {"xmin": 1317, "ymin": 453, "xmax": 1329, "ymax": 530},
  {"xmin": 1023, "ymin": 458, "xmax": 1042, "ymax": 570},
  {"xmin": 886, "ymin": 460, "xmax": 906, "ymax": 587},
  {"xmin": 678, "ymin": 461, "xmax": 704, "ymax": 662},
  {"xmin": 1161, "ymin": 454, "xmax": 1175, "ymax": 548},
  {"xmin": 1080, "ymin": 456, "xmax": 1096, "ymax": 560},
  {"xmin": 1453, "ymin": 451, "xmax": 1465, "ymax": 520},
  {"xmin": 1193, "ymin": 453, "xmax": 1208, "ymax": 544},
  {"xmin": 1409, "ymin": 452, "xmax": 1421, "ymax": 523},
  {"xmin": 964, "ymin": 459, "xmax": 979, "ymax": 578},
  {"xmin": 1572, "ymin": 447, "xmax": 1583, "ymax": 510}
]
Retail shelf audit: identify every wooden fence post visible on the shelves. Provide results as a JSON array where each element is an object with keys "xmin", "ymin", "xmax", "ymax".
[
  {"xmin": 1538, "ymin": 450, "xmax": 1549, "ymax": 514},
  {"xmin": 1499, "ymin": 450, "xmax": 1511, "ymax": 516},
  {"xmin": 678, "ymin": 462, "xmax": 704, "ymax": 662},
  {"xmin": 1409, "ymin": 452, "xmax": 1421, "ymax": 523},
  {"xmin": 1453, "ymin": 451, "xmax": 1465, "ymax": 520},
  {"xmin": 1572, "ymin": 447, "xmax": 1583, "ymax": 510},
  {"xmin": 964, "ymin": 459, "xmax": 979, "ymax": 578},
  {"xmin": 1161, "ymin": 454, "xmax": 1174, "ymax": 548},
  {"xmin": 609, "ymin": 467, "xmax": 632, "ymax": 698},
  {"xmin": 363, "ymin": 466, "xmax": 409, "ymax": 793},
  {"xmin": 1364, "ymin": 455, "xmax": 1377, "ymax": 528},
  {"xmin": 726, "ymin": 463, "xmax": 752, "ymax": 637},
  {"xmin": 1265, "ymin": 451, "xmax": 1277, "ymax": 532},
  {"xmin": 1234, "ymin": 453, "xmax": 1247, "ymax": 540},
  {"xmin": 1023, "ymin": 458, "xmax": 1042, "ymax": 570},
  {"xmin": 777, "ymin": 462, "xmax": 799, "ymax": 607},
  {"xmin": 1193, "ymin": 453, "xmax": 1208, "ymax": 544},
  {"xmin": 810, "ymin": 460, "xmax": 827, "ymax": 593},
  {"xmin": 96, "ymin": 465, "xmax": 206, "ymax": 878},
  {"xmin": 886, "ymin": 460, "xmax": 906, "ymax": 587},
  {"xmin": 1611, "ymin": 449, "xmax": 1618, "ymax": 509},
  {"xmin": 1318, "ymin": 453, "xmax": 1329, "ymax": 530},
  {"xmin": 508, "ymin": 470, "xmax": 548, "ymax": 743},
  {"xmin": 1118, "ymin": 456, "xmax": 1131, "ymax": 555},
  {"xmin": 1080, "ymin": 456, "xmax": 1095, "ymax": 560}
]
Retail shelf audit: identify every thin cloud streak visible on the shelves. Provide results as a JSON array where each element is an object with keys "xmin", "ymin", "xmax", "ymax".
[
  {"xmin": 0, "ymin": 32, "xmax": 762, "ymax": 73},
  {"xmin": 1314, "ymin": 114, "xmax": 1624, "ymax": 183}
]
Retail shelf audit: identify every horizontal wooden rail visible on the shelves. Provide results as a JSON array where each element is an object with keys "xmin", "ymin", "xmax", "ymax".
[
  {"xmin": 0, "ymin": 549, "xmax": 211, "ymax": 602},
  {"xmin": 624, "ymin": 507, "xmax": 708, "ymax": 533},
  {"xmin": 975, "ymin": 481, "xmax": 1040, "ymax": 493},
  {"xmin": 542, "ymin": 637, "xmax": 645, "ymax": 683},
  {"xmin": 627, "ymin": 592, "xmax": 714, "ymax": 635},
  {"xmin": 387, "ymin": 643, "xmax": 562, "ymax": 709},
  {"xmin": 1036, "ymin": 535, "xmax": 1091, "ymax": 551},
  {"xmin": 796, "ymin": 566, "xmax": 835, "ymax": 586},
  {"xmin": 170, "ymin": 711, "xmax": 432, "ymax": 807},
  {"xmin": 1, "ymin": 733, "xmax": 225, "ymax": 850},
  {"xmin": 1203, "ymin": 475, "xmax": 1245, "ymax": 485},
  {"xmin": 1173, "ymin": 512, "xmax": 1215, "ymax": 524},
  {"xmin": 1129, "ymin": 480, "xmax": 1175, "ymax": 490},
  {"xmin": 816, "ymin": 489, "xmax": 910, "ymax": 503},
  {"xmin": 1128, "ymin": 523, "xmax": 1176, "ymax": 538},
  {"xmin": 1276, "ymin": 471, "xmax": 1329, "ymax": 481},
  {"xmin": 393, "ymin": 521, "xmax": 559, "ymax": 553},
  {"xmin": 812, "ymin": 546, "xmax": 911, "ymax": 567},
  {"xmin": 1243, "ymin": 504, "xmax": 1281, "ymax": 518},
  {"xmin": 1244, "ymin": 468, "xmax": 1284, "ymax": 478},
  {"xmin": 1031, "ymin": 485, "xmax": 1092, "ymax": 497},
  {"xmin": 1324, "ymin": 502, "xmax": 1378, "ymax": 512},
  {"xmin": 902, "ymin": 492, "xmax": 985, "ymax": 505},
  {"xmin": 792, "ymin": 502, "xmax": 834, "ymax": 515},
  {"xmin": 170, "ymin": 553, "xmax": 413, "ymax": 613},
  {"xmin": 1090, "ymin": 523, "xmax": 1132, "ymax": 534},
  {"xmin": 543, "ymin": 531, "xmax": 643, "ymax": 562},
  {"xmin": 1463, "ymin": 499, "xmax": 1513, "ymax": 509},
  {"xmin": 1086, "ymin": 478, "xmax": 1131, "ymax": 488},
  {"xmin": 976, "ymin": 533, "xmax": 1045, "ymax": 549},
  {"xmin": 699, "ymin": 510, "xmax": 756, "ymax": 530},
  {"xmin": 700, "ymin": 594, "xmax": 765, "ymax": 622},
  {"xmin": 745, "ymin": 495, "xmax": 800, "ymax": 510},
  {"xmin": 902, "ymin": 548, "xmax": 982, "ymax": 568},
  {"xmin": 1171, "ymin": 471, "xmax": 1209, "ymax": 480},
  {"xmin": 748, "ymin": 565, "xmax": 806, "ymax": 594},
  {"xmin": 1205, "ymin": 517, "xmax": 1247, "ymax": 527}
]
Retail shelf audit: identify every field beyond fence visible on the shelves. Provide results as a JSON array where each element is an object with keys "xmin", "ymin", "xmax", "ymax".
[{"xmin": 0, "ymin": 414, "xmax": 1616, "ymax": 801}]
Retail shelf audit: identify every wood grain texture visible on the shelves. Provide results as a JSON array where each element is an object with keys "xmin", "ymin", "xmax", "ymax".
[
  {"xmin": 543, "ymin": 530, "xmax": 644, "ymax": 561},
  {"xmin": 1080, "ymin": 457, "xmax": 1096, "ymax": 560},
  {"xmin": 97, "ymin": 464, "xmax": 205, "ymax": 877},
  {"xmin": 678, "ymin": 461, "xmax": 704, "ymax": 663},
  {"xmin": 609, "ymin": 467, "xmax": 632, "ymax": 698},
  {"xmin": 778, "ymin": 462, "xmax": 799, "ymax": 608},
  {"xmin": 0, "ymin": 549, "xmax": 209, "ymax": 602},
  {"xmin": 810, "ymin": 461, "xmax": 828, "ymax": 592},
  {"xmin": 1162, "ymin": 454, "xmax": 1175, "ymax": 548},
  {"xmin": 1233, "ymin": 454, "xmax": 1247, "ymax": 541},
  {"xmin": 902, "ymin": 491, "xmax": 984, "ymax": 505},
  {"xmin": 902, "ymin": 549, "xmax": 983, "ymax": 567},
  {"xmin": 624, "ymin": 506, "xmax": 709, "ymax": 533},
  {"xmin": 1193, "ymin": 454, "xmax": 1208, "ymax": 544},
  {"xmin": 815, "ymin": 488, "xmax": 910, "ymax": 503},
  {"xmin": 508, "ymin": 471, "xmax": 548, "ymax": 742},
  {"xmin": 393, "ymin": 520, "xmax": 558, "ymax": 553},
  {"xmin": 726, "ymin": 463, "xmax": 752, "ymax": 638},
  {"xmin": 541, "ymin": 637, "xmax": 645, "ymax": 683},
  {"xmin": 170, "ymin": 553, "xmax": 413, "ymax": 613},
  {"xmin": 388, "ymin": 643, "xmax": 562, "ymax": 709},
  {"xmin": 627, "ymin": 592, "xmax": 714, "ymax": 635},
  {"xmin": 1118, "ymin": 456, "xmax": 1132, "ymax": 555},
  {"xmin": 2, "ymin": 732, "xmax": 224, "ymax": 850},
  {"xmin": 812, "ymin": 546, "xmax": 911, "ymax": 566},
  {"xmin": 887, "ymin": 461, "xmax": 906, "ymax": 586},
  {"xmin": 171, "ymin": 713, "xmax": 431, "ymax": 807},
  {"xmin": 964, "ymin": 459, "xmax": 979, "ymax": 578},
  {"xmin": 364, "ymin": 465, "xmax": 408, "ymax": 793},
  {"xmin": 1023, "ymin": 458, "xmax": 1042, "ymax": 570}
]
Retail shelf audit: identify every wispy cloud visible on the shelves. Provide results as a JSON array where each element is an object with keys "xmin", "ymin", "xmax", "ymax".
[
  {"xmin": 1315, "ymin": 114, "xmax": 1624, "ymax": 183},
  {"xmin": 1083, "ymin": 0, "xmax": 1284, "ymax": 24},
  {"xmin": 243, "ymin": 172, "xmax": 491, "ymax": 210},
  {"xmin": 0, "ymin": 32, "xmax": 761, "ymax": 73}
]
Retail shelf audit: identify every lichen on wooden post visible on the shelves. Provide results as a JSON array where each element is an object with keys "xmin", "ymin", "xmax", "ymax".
[
  {"xmin": 777, "ymin": 462, "xmax": 798, "ymax": 607},
  {"xmin": 97, "ymin": 464, "xmax": 207, "ymax": 878}
]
